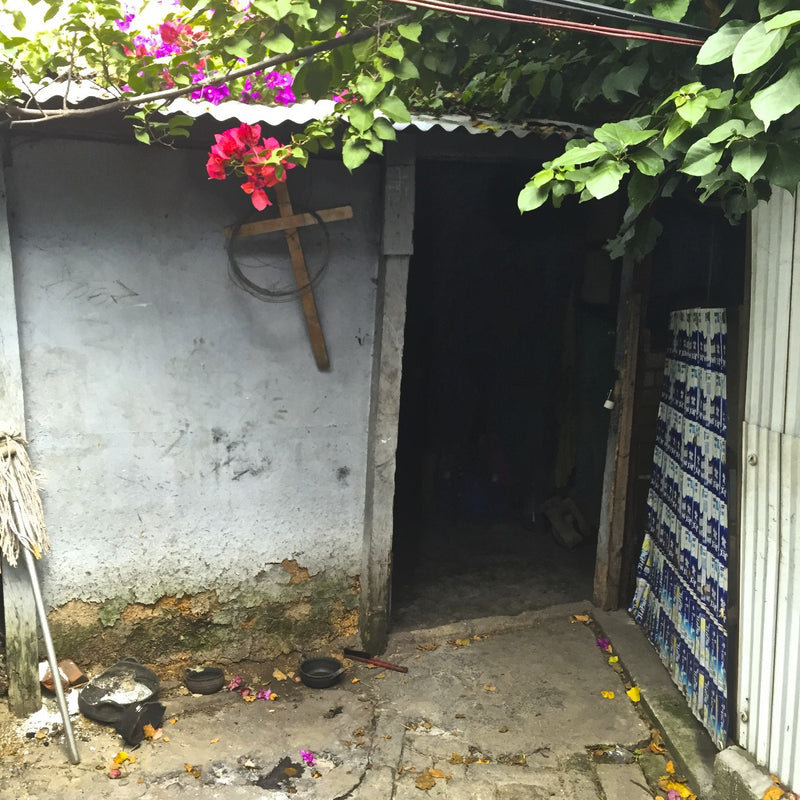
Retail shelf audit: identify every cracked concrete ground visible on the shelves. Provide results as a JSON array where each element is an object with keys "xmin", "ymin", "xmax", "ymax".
[{"xmin": 0, "ymin": 603, "xmax": 702, "ymax": 799}]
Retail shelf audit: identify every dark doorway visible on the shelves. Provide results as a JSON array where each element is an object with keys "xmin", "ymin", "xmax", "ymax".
[{"xmin": 391, "ymin": 160, "xmax": 617, "ymax": 629}]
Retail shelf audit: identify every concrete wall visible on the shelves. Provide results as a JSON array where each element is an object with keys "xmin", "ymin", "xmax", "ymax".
[{"xmin": 5, "ymin": 138, "xmax": 381, "ymax": 667}]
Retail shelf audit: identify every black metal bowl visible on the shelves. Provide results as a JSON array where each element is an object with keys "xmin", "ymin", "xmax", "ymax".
[
  {"xmin": 299, "ymin": 657, "xmax": 345, "ymax": 688},
  {"xmin": 183, "ymin": 666, "xmax": 225, "ymax": 694}
]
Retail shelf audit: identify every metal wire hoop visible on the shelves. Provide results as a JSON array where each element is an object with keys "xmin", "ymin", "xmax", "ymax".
[{"xmin": 226, "ymin": 208, "xmax": 330, "ymax": 303}]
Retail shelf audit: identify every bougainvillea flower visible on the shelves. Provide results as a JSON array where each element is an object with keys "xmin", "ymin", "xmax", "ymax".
[
  {"xmin": 596, "ymin": 638, "xmax": 611, "ymax": 651},
  {"xmin": 300, "ymin": 750, "xmax": 316, "ymax": 766},
  {"xmin": 226, "ymin": 675, "xmax": 244, "ymax": 691}
]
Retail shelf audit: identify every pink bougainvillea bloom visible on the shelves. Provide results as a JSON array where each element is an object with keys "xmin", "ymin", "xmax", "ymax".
[
  {"xmin": 300, "ymin": 750, "xmax": 316, "ymax": 766},
  {"xmin": 226, "ymin": 675, "xmax": 244, "ymax": 691},
  {"xmin": 596, "ymin": 638, "xmax": 611, "ymax": 651},
  {"xmin": 256, "ymin": 687, "xmax": 276, "ymax": 700}
]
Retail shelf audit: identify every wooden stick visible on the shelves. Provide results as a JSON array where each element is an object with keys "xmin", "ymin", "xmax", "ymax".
[
  {"xmin": 274, "ymin": 182, "xmax": 330, "ymax": 371},
  {"xmin": 225, "ymin": 206, "xmax": 353, "ymax": 238}
]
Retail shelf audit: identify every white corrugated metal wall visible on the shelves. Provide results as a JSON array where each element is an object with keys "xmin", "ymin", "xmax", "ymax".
[{"xmin": 740, "ymin": 189, "xmax": 800, "ymax": 789}]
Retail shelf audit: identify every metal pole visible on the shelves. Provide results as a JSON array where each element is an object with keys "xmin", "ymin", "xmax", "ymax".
[{"xmin": 21, "ymin": 546, "xmax": 80, "ymax": 764}]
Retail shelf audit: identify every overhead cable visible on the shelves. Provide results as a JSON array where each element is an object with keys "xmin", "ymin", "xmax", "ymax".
[{"xmin": 382, "ymin": 0, "xmax": 706, "ymax": 46}]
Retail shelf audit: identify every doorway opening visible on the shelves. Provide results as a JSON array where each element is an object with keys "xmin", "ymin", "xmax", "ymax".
[{"xmin": 391, "ymin": 160, "xmax": 619, "ymax": 629}]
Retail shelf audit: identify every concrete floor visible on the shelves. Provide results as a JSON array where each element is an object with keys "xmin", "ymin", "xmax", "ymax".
[{"xmin": 0, "ymin": 603, "xmax": 714, "ymax": 800}]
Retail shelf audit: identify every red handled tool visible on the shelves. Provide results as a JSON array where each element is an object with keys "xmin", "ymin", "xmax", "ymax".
[{"xmin": 343, "ymin": 648, "xmax": 409, "ymax": 673}]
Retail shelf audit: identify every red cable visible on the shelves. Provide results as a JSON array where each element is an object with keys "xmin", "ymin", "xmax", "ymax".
[{"xmin": 382, "ymin": 0, "xmax": 705, "ymax": 46}]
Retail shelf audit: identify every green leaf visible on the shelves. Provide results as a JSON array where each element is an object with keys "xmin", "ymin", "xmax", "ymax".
[
  {"xmin": 549, "ymin": 141, "xmax": 608, "ymax": 168},
  {"xmin": 730, "ymin": 141, "xmax": 768, "ymax": 181},
  {"xmin": 751, "ymin": 65, "xmax": 800, "ymax": 128},
  {"xmin": 133, "ymin": 127, "xmax": 151, "ymax": 145},
  {"xmin": 394, "ymin": 58, "xmax": 419, "ymax": 81},
  {"xmin": 680, "ymin": 138, "xmax": 724, "ymax": 176},
  {"xmin": 224, "ymin": 38, "xmax": 252, "ymax": 58},
  {"xmin": 696, "ymin": 21, "xmax": 751, "ymax": 65},
  {"xmin": 355, "ymin": 75, "xmax": 385, "ymax": 104},
  {"xmin": 627, "ymin": 171, "xmax": 659, "ymax": 212},
  {"xmin": 704, "ymin": 89, "xmax": 734, "ymax": 109},
  {"xmin": 731, "ymin": 21, "xmax": 788, "ymax": 76},
  {"xmin": 342, "ymin": 138, "xmax": 370, "ymax": 170},
  {"xmin": 348, "ymin": 103, "xmax": 374, "ymax": 133},
  {"xmin": 760, "ymin": 0, "xmax": 789, "ymax": 14},
  {"xmin": 584, "ymin": 160, "xmax": 629, "ymax": 199},
  {"xmin": 397, "ymin": 23, "xmax": 422, "ymax": 42},
  {"xmin": 593, "ymin": 122, "xmax": 658, "ymax": 148},
  {"xmin": 263, "ymin": 31, "xmax": 294, "ymax": 54},
  {"xmin": 664, "ymin": 115, "xmax": 689, "ymax": 148},
  {"xmin": 651, "ymin": 0, "xmax": 690, "ymax": 22},
  {"xmin": 707, "ymin": 119, "xmax": 746, "ymax": 143},
  {"xmin": 11, "ymin": 10, "xmax": 26, "ymax": 30},
  {"xmin": 630, "ymin": 147, "xmax": 665, "ymax": 176},
  {"xmin": 352, "ymin": 35, "xmax": 375, "ymax": 62},
  {"xmin": 675, "ymin": 95, "xmax": 708, "ymax": 126},
  {"xmin": 532, "ymin": 168, "xmax": 554, "ymax": 187},
  {"xmin": 379, "ymin": 95, "xmax": 411, "ymax": 123},
  {"xmin": 372, "ymin": 117, "xmax": 397, "ymax": 142},
  {"xmin": 763, "ymin": 142, "xmax": 800, "ymax": 191},
  {"xmin": 764, "ymin": 10, "xmax": 800, "ymax": 29},
  {"xmin": 518, "ymin": 180, "xmax": 550, "ymax": 212},
  {"xmin": 298, "ymin": 59, "xmax": 333, "ymax": 101},
  {"xmin": 378, "ymin": 40, "xmax": 404, "ymax": 60}
]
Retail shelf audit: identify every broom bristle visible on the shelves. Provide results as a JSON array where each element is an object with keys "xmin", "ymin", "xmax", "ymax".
[{"xmin": 0, "ymin": 433, "xmax": 49, "ymax": 566}]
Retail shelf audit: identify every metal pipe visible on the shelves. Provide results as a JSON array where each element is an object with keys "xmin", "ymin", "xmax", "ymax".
[{"xmin": 21, "ymin": 546, "xmax": 80, "ymax": 764}]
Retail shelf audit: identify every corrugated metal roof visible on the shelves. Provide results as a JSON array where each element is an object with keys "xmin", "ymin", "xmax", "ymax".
[{"xmin": 24, "ymin": 80, "xmax": 591, "ymax": 139}]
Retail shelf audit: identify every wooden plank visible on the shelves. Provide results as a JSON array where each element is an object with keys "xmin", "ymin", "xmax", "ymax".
[
  {"xmin": 360, "ymin": 142, "xmax": 416, "ymax": 655},
  {"xmin": 225, "ymin": 205, "xmax": 353, "ymax": 239},
  {"xmin": 594, "ymin": 253, "xmax": 643, "ymax": 610},
  {"xmin": 0, "ymin": 161, "xmax": 41, "ymax": 714},
  {"xmin": 273, "ymin": 182, "xmax": 330, "ymax": 371}
]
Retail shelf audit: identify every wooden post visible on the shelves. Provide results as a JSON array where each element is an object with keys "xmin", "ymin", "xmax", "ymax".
[
  {"xmin": 593, "ymin": 253, "xmax": 644, "ymax": 610},
  {"xmin": 0, "ymin": 160, "xmax": 41, "ymax": 714},
  {"xmin": 360, "ymin": 141, "xmax": 415, "ymax": 654}
]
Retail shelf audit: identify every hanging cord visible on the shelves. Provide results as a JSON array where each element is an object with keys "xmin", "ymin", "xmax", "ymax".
[
  {"xmin": 226, "ymin": 209, "xmax": 331, "ymax": 303},
  {"xmin": 0, "ymin": 432, "xmax": 49, "ymax": 566}
]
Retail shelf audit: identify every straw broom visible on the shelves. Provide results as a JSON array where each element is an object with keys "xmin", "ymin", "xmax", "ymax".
[{"xmin": 0, "ymin": 432, "xmax": 80, "ymax": 764}]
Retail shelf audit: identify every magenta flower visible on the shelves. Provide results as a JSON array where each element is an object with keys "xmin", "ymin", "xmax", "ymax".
[
  {"xmin": 596, "ymin": 637, "xmax": 611, "ymax": 651},
  {"xmin": 300, "ymin": 749, "xmax": 315, "ymax": 766},
  {"xmin": 226, "ymin": 675, "xmax": 244, "ymax": 691},
  {"xmin": 256, "ymin": 687, "xmax": 276, "ymax": 700}
]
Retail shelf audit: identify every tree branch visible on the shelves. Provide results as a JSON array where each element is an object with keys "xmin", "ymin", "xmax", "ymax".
[{"xmin": 3, "ymin": 14, "xmax": 414, "ymax": 126}]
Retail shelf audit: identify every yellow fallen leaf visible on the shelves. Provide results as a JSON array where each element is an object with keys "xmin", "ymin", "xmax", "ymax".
[
  {"xmin": 162, "ymin": 736, "xmax": 170, "ymax": 742},
  {"xmin": 113, "ymin": 752, "xmax": 130, "ymax": 765},
  {"xmin": 142, "ymin": 724, "xmax": 156, "ymax": 740},
  {"xmin": 169, "ymin": 717, "xmax": 179, "ymax": 725},
  {"xmin": 376, "ymin": 673, "xmax": 386, "ymax": 679},
  {"xmin": 273, "ymin": 669, "xmax": 287, "ymax": 681},
  {"xmin": 570, "ymin": 614, "xmax": 591, "ymax": 623},
  {"xmin": 454, "ymin": 638, "xmax": 470, "ymax": 647},
  {"xmin": 666, "ymin": 760, "xmax": 675, "ymax": 773},
  {"xmin": 210, "ymin": 737, "xmax": 220, "ymax": 744},
  {"xmin": 483, "ymin": 684, "xmax": 496, "ymax": 692},
  {"xmin": 762, "ymin": 786, "xmax": 785, "ymax": 800},
  {"xmin": 608, "ymin": 656, "xmax": 619, "ymax": 664},
  {"xmin": 627, "ymin": 686, "xmax": 641, "ymax": 702},
  {"xmin": 448, "ymin": 753, "xmax": 464, "ymax": 764},
  {"xmin": 351, "ymin": 677, "xmax": 360, "ymax": 683},
  {"xmin": 475, "ymin": 758, "xmax": 491, "ymax": 764},
  {"xmin": 649, "ymin": 728, "xmax": 666, "ymax": 754},
  {"xmin": 429, "ymin": 769, "xmax": 448, "ymax": 778},
  {"xmin": 658, "ymin": 777, "xmax": 696, "ymax": 799},
  {"xmin": 601, "ymin": 690, "xmax": 615, "ymax": 699},
  {"xmin": 415, "ymin": 770, "xmax": 436, "ymax": 790}
]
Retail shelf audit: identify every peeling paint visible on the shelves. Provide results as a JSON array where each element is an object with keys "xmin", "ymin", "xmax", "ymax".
[
  {"xmin": 281, "ymin": 559, "xmax": 311, "ymax": 585},
  {"xmin": 45, "ymin": 569, "xmax": 360, "ymax": 671}
]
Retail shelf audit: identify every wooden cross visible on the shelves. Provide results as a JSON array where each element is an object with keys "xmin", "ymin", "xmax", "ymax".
[{"xmin": 225, "ymin": 182, "xmax": 353, "ymax": 371}]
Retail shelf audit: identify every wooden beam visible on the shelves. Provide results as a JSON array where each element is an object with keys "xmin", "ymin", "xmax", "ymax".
[
  {"xmin": 0, "ymin": 161, "xmax": 41, "ymax": 715},
  {"xmin": 225, "ymin": 206, "xmax": 353, "ymax": 238},
  {"xmin": 594, "ymin": 253, "xmax": 644, "ymax": 610},
  {"xmin": 273, "ymin": 182, "xmax": 330, "ymax": 371}
]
